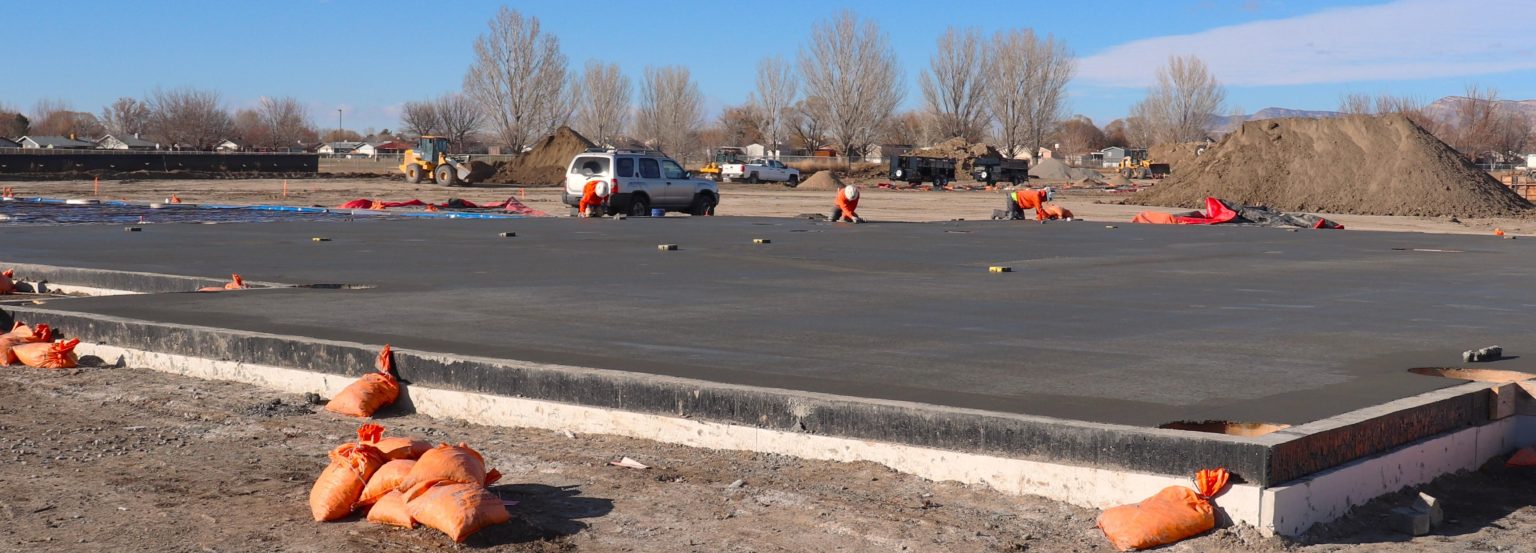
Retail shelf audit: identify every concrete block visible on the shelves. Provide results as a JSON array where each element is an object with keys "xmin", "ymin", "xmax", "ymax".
[
  {"xmin": 1490, "ymin": 383, "xmax": 1520, "ymax": 420},
  {"xmin": 1516, "ymin": 382, "xmax": 1536, "ymax": 416},
  {"xmin": 1414, "ymin": 492, "xmax": 1443, "ymax": 526},
  {"xmin": 311, "ymin": 237, "xmax": 330, "ymax": 242},
  {"xmin": 498, "ymin": 232, "xmax": 516, "ymax": 238},
  {"xmin": 753, "ymin": 239, "xmax": 770, "ymax": 244},
  {"xmin": 657, "ymin": 244, "xmax": 677, "ymax": 251},
  {"xmin": 1389, "ymin": 506, "xmax": 1431, "ymax": 536},
  {"xmin": 123, "ymin": 227, "xmax": 141, "ymax": 232},
  {"xmin": 988, "ymin": 266, "xmax": 1012, "ymax": 273}
]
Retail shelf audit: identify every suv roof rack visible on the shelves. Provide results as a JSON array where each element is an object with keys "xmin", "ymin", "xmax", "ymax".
[{"xmin": 582, "ymin": 147, "xmax": 662, "ymax": 156}]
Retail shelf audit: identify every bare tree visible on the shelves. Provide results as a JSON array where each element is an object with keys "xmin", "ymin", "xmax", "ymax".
[
  {"xmin": 1102, "ymin": 119, "xmax": 1130, "ymax": 148},
  {"xmin": 400, "ymin": 101, "xmax": 441, "ymax": 137},
  {"xmin": 879, "ymin": 110, "xmax": 940, "ymax": 147},
  {"xmin": 753, "ymin": 56, "xmax": 797, "ymax": 156},
  {"xmin": 716, "ymin": 102, "xmax": 764, "ymax": 146},
  {"xmin": 100, "ymin": 97, "xmax": 152, "ymax": 137},
  {"xmin": 464, "ymin": 7, "xmax": 571, "ymax": 152},
  {"xmin": 787, "ymin": 96, "xmax": 829, "ymax": 152},
  {"xmin": 29, "ymin": 99, "xmax": 104, "ymax": 138},
  {"xmin": 921, "ymin": 27, "xmax": 988, "ymax": 142},
  {"xmin": 799, "ymin": 11, "xmax": 904, "ymax": 158},
  {"xmin": 434, "ymin": 93, "xmax": 485, "ymax": 151},
  {"xmin": 1128, "ymin": 56, "xmax": 1225, "ymax": 145},
  {"xmin": 146, "ymin": 87, "xmax": 233, "ymax": 150},
  {"xmin": 1446, "ymin": 85, "xmax": 1531, "ymax": 161},
  {"xmin": 231, "ymin": 109, "xmax": 269, "ymax": 150},
  {"xmin": 573, "ymin": 60, "xmax": 630, "ymax": 147},
  {"xmin": 986, "ymin": 29, "xmax": 1075, "ymax": 157},
  {"xmin": 1338, "ymin": 93, "xmax": 1373, "ymax": 115},
  {"xmin": 635, "ymin": 65, "xmax": 704, "ymax": 162},
  {"xmin": 256, "ymin": 96, "xmax": 313, "ymax": 149},
  {"xmin": 0, "ymin": 109, "xmax": 26, "ymax": 138},
  {"xmin": 1053, "ymin": 115, "xmax": 1107, "ymax": 156}
]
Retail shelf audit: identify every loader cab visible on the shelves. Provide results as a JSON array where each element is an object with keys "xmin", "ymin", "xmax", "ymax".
[{"xmin": 417, "ymin": 136, "xmax": 450, "ymax": 161}]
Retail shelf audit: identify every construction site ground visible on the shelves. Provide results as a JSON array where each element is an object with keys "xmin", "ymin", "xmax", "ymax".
[
  {"xmin": 5, "ymin": 364, "xmax": 1536, "ymax": 553},
  {"xmin": 4, "ymin": 176, "xmax": 1534, "ymax": 236}
]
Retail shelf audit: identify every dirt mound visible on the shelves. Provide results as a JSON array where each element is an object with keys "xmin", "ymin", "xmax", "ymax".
[
  {"xmin": 1131, "ymin": 114, "xmax": 1532, "ymax": 217},
  {"xmin": 912, "ymin": 138, "xmax": 1000, "ymax": 172},
  {"xmin": 1108, "ymin": 174, "xmax": 1134, "ymax": 187},
  {"xmin": 1148, "ymin": 142, "xmax": 1208, "ymax": 175},
  {"xmin": 488, "ymin": 126, "xmax": 596, "ymax": 186},
  {"xmin": 1030, "ymin": 157, "xmax": 1102, "ymax": 182},
  {"xmin": 795, "ymin": 170, "xmax": 844, "ymax": 191}
]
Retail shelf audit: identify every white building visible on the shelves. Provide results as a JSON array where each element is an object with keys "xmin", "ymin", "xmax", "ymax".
[{"xmin": 96, "ymin": 134, "xmax": 159, "ymax": 150}]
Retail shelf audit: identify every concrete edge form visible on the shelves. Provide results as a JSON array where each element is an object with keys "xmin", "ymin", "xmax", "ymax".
[{"xmin": 3, "ymin": 262, "xmax": 286, "ymax": 294}]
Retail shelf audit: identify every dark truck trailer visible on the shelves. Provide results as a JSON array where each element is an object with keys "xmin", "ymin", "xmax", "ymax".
[
  {"xmin": 889, "ymin": 155, "xmax": 956, "ymax": 188},
  {"xmin": 971, "ymin": 158, "xmax": 1030, "ymax": 186}
]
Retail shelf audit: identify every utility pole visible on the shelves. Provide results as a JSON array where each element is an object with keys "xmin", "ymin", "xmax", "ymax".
[{"xmin": 337, "ymin": 109, "xmax": 343, "ymax": 142}]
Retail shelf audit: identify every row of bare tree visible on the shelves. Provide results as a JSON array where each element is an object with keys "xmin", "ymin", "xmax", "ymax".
[
  {"xmin": 3, "ymin": 90, "xmax": 319, "ymax": 151},
  {"xmin": 1340, "ymin": 86, "xmax": 1532, "ymax": 162}
]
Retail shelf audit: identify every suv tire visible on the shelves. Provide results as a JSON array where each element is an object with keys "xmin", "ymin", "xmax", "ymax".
[
  {"xmin": 628, "ymin": 194, "xmax": 651, "ymax": 217},
  {"xmin": 688, "ymin": 193, "xmax": 716, "ymax": 216}
]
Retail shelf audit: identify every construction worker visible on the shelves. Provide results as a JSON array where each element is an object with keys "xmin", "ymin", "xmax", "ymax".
[
  {"xmin": 1001, "ymin": 187, "xmax": 1054, "ymax": 221},
  {"xmin": 831, "ymin": 185, "xmax": 864, "ymax": 223},
  {"xmin": 578, "ymin": 179, "xmax": 611, "ymax": 217}
]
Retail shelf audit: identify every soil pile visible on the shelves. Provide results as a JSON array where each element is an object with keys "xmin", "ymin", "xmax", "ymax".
[
  {"xmin": 488, "ymin": 126, "xmax": 596, "ymax": 186},
  {"xmin": 1148, "ymin": 142, "xmax": 1208, "ymax": 175},
  {"xmin": 796, "ymin": 170, "xmax": 844, "ymax": 191},
  {"xmin": 1108, "ymin": 174, "xmax": 1134, "ymax": 187},
  {"xmin": 912, "ymin": 138, "xmax": 1001, "ymax": 172},
  {"xmin": 1131, "ymin": 114, "xmax": 1532, "ymax": 217},
  {"xmin": 1030, "ymin": 157, "xmax": 1102, "ymax": 182}
]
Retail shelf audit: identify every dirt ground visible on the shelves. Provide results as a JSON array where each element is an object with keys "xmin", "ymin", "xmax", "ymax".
[
  {"xmin": 5, "ymin": 176, "xmax": 1536, "ymax": 236},
  {"xmin": 2, "ymin": 363, "xmax": 1535, "ymax": 553}
]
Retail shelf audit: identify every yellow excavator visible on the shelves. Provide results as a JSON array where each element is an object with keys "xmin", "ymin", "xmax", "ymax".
[
  {"xmin": 1118, "ymin": 149, "xmax": 1170, "ymax": 179},
  {"xmin": 400, "ymin": 136, "xmax": 486, "ymax": 186}
]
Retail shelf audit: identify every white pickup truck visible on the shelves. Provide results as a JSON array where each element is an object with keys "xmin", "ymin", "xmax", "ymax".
[{"xmin": 720, "ymin": 159, "xmax": 800, "ymax": 185}]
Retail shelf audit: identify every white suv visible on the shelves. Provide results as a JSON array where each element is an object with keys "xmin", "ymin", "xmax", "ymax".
[{"xmin": 562, "ymin": 149, "xmax": 720, "ymax": 216}]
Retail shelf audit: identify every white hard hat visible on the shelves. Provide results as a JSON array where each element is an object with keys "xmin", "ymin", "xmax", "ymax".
[
  {"xmin": 1044, "ymin": 187, "xmax": 1055, "ymax": 201},
  {"xmin": 595, "ymin": 181, "xmax": 611, "ymax": 198},
  {"xmin": 843, "ymin": 185, "xmax": 859, "ymax": 201}
]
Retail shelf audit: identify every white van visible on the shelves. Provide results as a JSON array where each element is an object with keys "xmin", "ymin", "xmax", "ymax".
[{"xmin": 562, "ymin": 149, "xmax": 719, "ymax": 216}]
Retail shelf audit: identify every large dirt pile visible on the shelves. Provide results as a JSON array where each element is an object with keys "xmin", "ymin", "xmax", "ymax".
[
  {"xmin": 1148, "ymin": 142, "xmax": 1207, "ymax": 174},
  {"xmin": 489, "ymin": 126, "xmax": 596, "ymax": 186},
  {"xmin": 795, "ymin": 170, "xmax": 844, "ymax": 191},
  {"xmin": 912, "ymin": 138, "xmax": 1000, "ymax": 172},
  {"xmin": 1029, "ymin": 157, "xmax": 1102, "ymax": 182},
  {"xmin": 1131, "ymin": 114, "xmax": 1532, "ymax": 217}
]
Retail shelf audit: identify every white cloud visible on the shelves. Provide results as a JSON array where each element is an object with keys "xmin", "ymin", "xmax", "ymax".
[{"xmin": 1078, "ymin": 0, "xmax": 1536, "ymax": 88}]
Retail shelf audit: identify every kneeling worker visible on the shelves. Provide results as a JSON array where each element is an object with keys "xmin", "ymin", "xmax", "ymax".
[
  {"xmin": 831, "ymin": 185, "xmax": 864, "ymax": 223},
  {"xmin": 1002, "ymin": 187, "xmax": 1055, "ymax": 221},
  {"xmin": 578, "ymin": 179, "xmax": 611, "ymax": 218}
]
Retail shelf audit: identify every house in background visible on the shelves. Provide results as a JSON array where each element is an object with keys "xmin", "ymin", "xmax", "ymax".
[
  {"xmin": 0, "ymin": 137, "xmax": 19, "ymax": 148},
  {"xmin": 16, "ymin": 135, "xmax": 94, "ymax": 149},
  {"xmin": 316, "ymin": 141, "xmax": 365, "ymax": 156},
  {"xmin": 215, "ymin": 139, "xmax": 241, "ymax": 152},
  {"xmin": 356, "ymin": 140, "xmax": 410, "ymax": 157},
  {"xmin": 96, "ymin": 134, "xmax": 159, "ymax": 150},
  {"xmin": 863, "ymin": 144, "xmax": 912, "ymax": 163},
  {"xmin": 1098, "ymin": 146, "xmax": 1128, "ymax": 168}
]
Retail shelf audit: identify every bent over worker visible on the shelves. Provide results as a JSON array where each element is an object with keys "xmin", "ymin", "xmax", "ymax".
[
  {"xmin": 1002, "ymin": 187, "xmax": 1055, "ymax": 221},
  {"xmin": 831, "ymin": 185, "xmax": 864, "ymax": 223},
  {"xmin": 578, "ymin": 179, "xmax": 611, "ymax": 217}
]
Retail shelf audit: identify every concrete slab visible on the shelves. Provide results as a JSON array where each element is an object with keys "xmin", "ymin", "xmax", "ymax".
[{"xmin": 3, "ymin": 217, "xmax": 1534, "ymax": 429}]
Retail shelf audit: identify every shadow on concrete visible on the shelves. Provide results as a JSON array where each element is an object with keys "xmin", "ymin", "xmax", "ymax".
[
  {"xmin": 467, "ymin": 483, "xmax": 614, "ymax": 547},
  {"xmin": 1293, "ymin": 460, "xmax": 1536, "ymax": 547}
]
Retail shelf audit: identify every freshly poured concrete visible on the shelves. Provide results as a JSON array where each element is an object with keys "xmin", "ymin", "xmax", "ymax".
[{"xmin": 4, "ymin": 216, "xmax": 1534, "ymax": 427}]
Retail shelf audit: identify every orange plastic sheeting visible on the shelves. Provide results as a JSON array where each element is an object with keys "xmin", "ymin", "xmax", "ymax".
[
  {"xmin": 357, "ymin": 459, "xmax": 416, "ymax": 507},
  {"xmin": 1131, "ymin": 211, "xmax": 1180, "ymax": 225},
  {"xmin": 0, "ymin": 269, "xmax": 14, "ymax": 295},
  {"xmin": 405, "ymin": 480, "xmax": 511, "ymax": 543},
  {"xmin": 1040, "ymin": 203, "xmax": 1073, "ymax": 220},
  {"xmin": 400, "ymin": 443, "xmax": 498, "ymax": 491},
  {"xmin": 1097, "ymin": 468, "xmax": 1230, "ymax": 551},
  {"xmin": 324, "ymin": 345, "xmax": 400, "ymax": 418},
  {"xmin": 1508, "ymin": 447, "xmax": 1536, "ymax": 468},
  {"xmin": 198, "ymin": 273, "xmax": 247, "ymax": 292},
  {"xmin": 366, "ymin": 490, "xmax": 416, "ymax": 529},
  {"xmin": 309, "ymin": 442, "xmax": 386, "ymax": 521},
  {"xmin": 13, "ymin": 339, "xmax": 79, "ymax": 369}
]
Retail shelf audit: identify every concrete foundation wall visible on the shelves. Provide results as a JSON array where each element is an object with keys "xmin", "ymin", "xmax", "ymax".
[{"xmin": 0, "ymin": 152, "xmax": 317, "ymax": 174}]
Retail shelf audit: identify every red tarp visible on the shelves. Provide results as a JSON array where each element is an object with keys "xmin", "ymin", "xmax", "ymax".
[
  {"xmin": 338, "ymin": 199, "xmax": 426, "ymax": 209},
  {"xmin": 1132, "ymin": 197, "xmax": 1342, "ymax": 229},
  {"xmin": 337, "ymin": 196, "xmax": 548, "ymax": 217}
]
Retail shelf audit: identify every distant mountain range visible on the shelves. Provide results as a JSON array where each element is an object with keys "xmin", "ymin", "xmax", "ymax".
[{"xmin": 1203, "ymin": 97, "xmax": 1536, "ymax": 134}]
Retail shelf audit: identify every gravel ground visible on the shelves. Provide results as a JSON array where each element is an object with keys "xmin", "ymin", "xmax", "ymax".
[{"xmin": 1, "ymin": 364, "xmax": 1534, "ymax": 552}]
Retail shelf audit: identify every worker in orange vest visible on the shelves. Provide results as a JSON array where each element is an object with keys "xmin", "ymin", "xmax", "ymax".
[
  {"xmin": 831, "ymin": 185, "xmax": 864, "ymax": 223},
  {"xmin": 1000, "ymin": 187, "xmax": 1056, "ymax": 221},
  {"xmin": 578, "ymin": 179, "xmax": 611, "ymax": 217}
]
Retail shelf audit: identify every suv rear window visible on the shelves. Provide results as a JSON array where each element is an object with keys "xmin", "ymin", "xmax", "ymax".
[
  {"xmin": 616, "ymin": 157, "xmax": 634, "ymax": 178},
  {"xmin": 639, "ymin": 158, "xmax": 660, "ymax": 179},
  {"xmin": 572, "ymin": 156, "xmax": 610, "ymax": 176}
]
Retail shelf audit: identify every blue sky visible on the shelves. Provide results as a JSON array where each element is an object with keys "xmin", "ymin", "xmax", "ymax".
[{"xmin": 7, "ymin": 0, "xmax": 1532, "ymax": 132}]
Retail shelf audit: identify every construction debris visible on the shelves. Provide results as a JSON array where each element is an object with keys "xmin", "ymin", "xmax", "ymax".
[
  {"xmin": 910, "ymin": 138, "xmax": 1001, "ymax": 173},
  {"xmin": 1029, "ymin": 157, "xmax": 1103, "ymax": 183},
  {"xmin": 1463, "ymin": 345, "xmax": 1504, "ymax": 363},
  {"xmin": 1132, "ymin": 115, "xmax": 1533, "ymax": 217}
]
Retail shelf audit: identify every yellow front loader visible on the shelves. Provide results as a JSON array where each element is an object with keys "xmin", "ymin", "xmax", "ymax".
[{"xmin": 400, "ymin": 136, "xmax": 486, "ymax": 186}]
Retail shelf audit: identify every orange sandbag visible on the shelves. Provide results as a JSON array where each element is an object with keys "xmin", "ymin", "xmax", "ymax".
[
  {"xmin": 401, "ymin": 443, "xmax": 502, "ymax": 491},
  {"xmin": 404, "ymin": 480, "xmax": 511, "ymax": 542},
  {"xmin": 1041, "ymin": 203, "xmax": 1073, "ymax": 220},
  {"xmin": 308, "ymin": 440, "xmax": 387, "ymax": 521},
  {"xmin": 3, "ymin": 322, "xmax": 52, "ymax": 343},
  {"xmin": 198, "ymin": 273, "xmax": 246, "ymax": 292},
  {"xmin": 324, "ymin": 345, "xmax": 400, "ymax": 417},
  {"xmin": 13, "ymin": 338, "xmax": 79, "ymax": 369},
  {"xmin": 366, "ymin": 490, "xmax": 415, "ymax": 528},
  {"xmin": 0, "ymin": 269, "xmax": 15, "ymax": 295},
  {"xmin": 1097, "ymin": 468, "xmax": 1230, "ymax": 551},
  {"xmin": 356, "ymin": 422, "xmax": 432, "ymax": 460},
  {"xmin": 358, "ymin": 459, "xmax": 416, "ymax": 507},
  {"xmin": 1507, "ymin": 447, "xmax": 1536, "ymax": 468}
]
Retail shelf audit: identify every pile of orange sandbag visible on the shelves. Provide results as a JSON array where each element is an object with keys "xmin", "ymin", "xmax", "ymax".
[
  {"xmin": 197, "ymin": 273, "xmax": 247, "ymax": 292},
  {"xmin": 0, "ymin": 321, "xmax": 78, "ymax": 369},
  {"xmin": 1097, "ymin": 468, "xmax": 1230, "ymax": 551},
  {"xmin": 325, "ymin": 345, "xmax": 400, "ymax": 418},
  {"xmin": 310, "ymin": 424, "xmax": 510, "ymax": 543}
]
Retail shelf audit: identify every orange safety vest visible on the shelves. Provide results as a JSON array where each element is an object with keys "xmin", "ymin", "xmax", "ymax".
[
  {"xmin": 835, "ymin": 193, "xmax": 859, "ymax": 216},
  {"xmin": 578, "ymin": 179, "xmax": 607, "ymax": 213}
]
